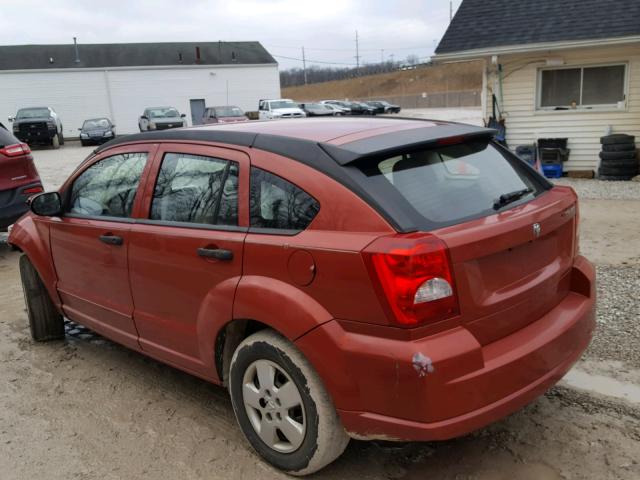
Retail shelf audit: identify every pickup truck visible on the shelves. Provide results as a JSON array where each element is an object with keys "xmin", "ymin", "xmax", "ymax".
[
  {"xmin": 139, "ymin": 107, "xmax": 187, "ymax": 132},
  {"xmin": 9, "ymin": 107, "xmax": 64, "ymax": 149},
  {"xmin": 258, "ymin": 99, "xmax": 306, "ymax": 120}
]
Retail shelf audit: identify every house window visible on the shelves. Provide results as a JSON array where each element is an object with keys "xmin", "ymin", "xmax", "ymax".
[{"xmin": 538, "ymin": 64, "xmax": 626, "ymax": 109}]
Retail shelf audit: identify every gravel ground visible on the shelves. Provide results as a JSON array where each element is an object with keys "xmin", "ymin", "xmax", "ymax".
[
  {"xmin": 554, "ymin": 177, "xmax": 640, "ymax": 201},
  {"xmin": 588, "ymin": 266, "xmax": 640, "ymax": 368}
]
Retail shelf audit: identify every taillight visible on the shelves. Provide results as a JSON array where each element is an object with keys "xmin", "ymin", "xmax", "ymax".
[
  {"xmin": 363, "ymin": 233, "xmax": 460, "ymax": 327},
  {"xmin": 0, "ymin": 143, "xmax": 31, "ymax": 157},
  {"xmin": 23, "ymin": 185, "xmax": 44, "ymax": 195}
]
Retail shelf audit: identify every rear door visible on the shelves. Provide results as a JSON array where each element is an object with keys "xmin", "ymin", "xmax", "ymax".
[
  {"xmin": 128, "ymin": 143, "xmax": 249, "ymax": 376},
  {"xmin": 50, "ymin": 144, "xmax": 157, "ymax": 349}
]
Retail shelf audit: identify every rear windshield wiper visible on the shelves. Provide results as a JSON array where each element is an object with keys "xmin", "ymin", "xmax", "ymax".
[{"xmin": 493, "ymin": 188, "xmax": 532, "ymax": 210}]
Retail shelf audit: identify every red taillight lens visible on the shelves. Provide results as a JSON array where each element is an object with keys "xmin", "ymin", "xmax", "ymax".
[
  {"xmin": 23, "ymin": 185, "xmax": 44, "ymax": 195},
  {"xmin": 364, "ymin": 233, "xmax": 460, "ymax": 327},
  {"xmin": 0, "ymin": 143, "xmax": 31, "ymax": 157}
]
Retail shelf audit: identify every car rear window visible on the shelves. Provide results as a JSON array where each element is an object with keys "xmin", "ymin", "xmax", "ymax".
[{"xmin": 355, "ymin": 140, "xmax": 548, "ymax": 230}]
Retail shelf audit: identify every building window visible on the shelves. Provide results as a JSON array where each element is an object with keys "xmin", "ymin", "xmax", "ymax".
[{"xmin": 538, "ymin": 64, "xmax": 626, "ymax": 109}]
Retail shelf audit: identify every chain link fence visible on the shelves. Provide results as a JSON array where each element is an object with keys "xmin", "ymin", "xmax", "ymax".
[{"xmin": 359, "ymin": 90, "xmax": 480, "ymax": 109}]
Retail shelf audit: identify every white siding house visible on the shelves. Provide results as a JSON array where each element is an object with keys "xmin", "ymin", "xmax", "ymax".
[
  {"xmin": 0, "ymin": 42, "xmax": 280, "ymax": 136},
  {"xmin": 434, "ymin": 0, "xmax": 640, "ymax": 173}
]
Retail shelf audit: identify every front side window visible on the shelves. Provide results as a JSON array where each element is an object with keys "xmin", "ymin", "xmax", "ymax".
[
  {"xmin": 539, "ymin": 64, "xmax": 626, "ymax": 109},
  {"xmin": 151, "ymin": 153, "xmax": 238, "ymax": 226},
  {"xmin": 68, "ymin": 152, "xmax": 147, "ymax": 218},
  {"xmin": 250, "ymin": 168, "xmax": 319, "ymax": 231}
]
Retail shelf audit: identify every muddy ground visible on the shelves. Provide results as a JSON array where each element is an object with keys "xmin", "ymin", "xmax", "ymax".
[{"xmin": 1, "ymin": 139, "xmax": 639, "ymax": 479}]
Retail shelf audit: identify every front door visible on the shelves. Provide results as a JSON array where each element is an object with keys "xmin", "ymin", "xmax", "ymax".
[
  {"xmin": 128, "ymin": 143, "xmax": 249, "ymax": 376},
  {"xmin": 50, "ymin": 145, "xmax": 156, "ymax": 349},
  {"xmin": 190, "ymin": 99, "xmax": 206, "ymax": 125}
]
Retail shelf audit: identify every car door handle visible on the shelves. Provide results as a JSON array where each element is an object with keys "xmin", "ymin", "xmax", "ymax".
[
  {"xmin": 197, "ymin": 247, "xmax": 233, "ymax": 261},
  {"xmin": 99, "ymin": 234, "xmax": 123, "ymax": 246}
]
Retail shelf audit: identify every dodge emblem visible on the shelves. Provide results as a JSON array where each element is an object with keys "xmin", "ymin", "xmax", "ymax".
[{"xmin": 532, "ymin": 223, "xmax": 541, "ymax": 238}]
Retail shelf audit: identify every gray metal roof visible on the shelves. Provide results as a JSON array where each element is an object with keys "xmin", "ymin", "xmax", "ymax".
[
  {"xmin": 436, "ymin": 0, "xmax": 640, "ymax": 55},
  {"xmin": 0, "ymin": 41, "xmax": 276, "ymax": 71}
]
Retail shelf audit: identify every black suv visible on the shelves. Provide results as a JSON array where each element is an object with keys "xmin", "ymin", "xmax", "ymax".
[{"xmin": 9, "ymin": 107, "xmax": 65, "ymax": 149}]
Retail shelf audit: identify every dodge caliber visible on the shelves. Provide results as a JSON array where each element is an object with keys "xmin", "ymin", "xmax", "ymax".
[{"xmin": 9, "ymin": 117, "xmax": 595, "ymax": 475}]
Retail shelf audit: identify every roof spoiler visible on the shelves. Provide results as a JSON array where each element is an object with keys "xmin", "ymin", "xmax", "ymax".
[{"xmin": 319, "ymin": 124, "xmax": 497, "ymax": 166}]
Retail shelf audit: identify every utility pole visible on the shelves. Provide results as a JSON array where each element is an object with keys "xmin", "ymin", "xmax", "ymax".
[
  {"xmin": 354, "ymin": 30, "xmax": 361, "ymax": 74},
  {"xmin": 380, "ymin": 49, "xmax": 384, "ymax": 64},
  {"xmin": 390, "ymin": 53, "xmax": 395, "ymax": 65},
  {"xmin": 301, "ymin": 46, "xmax": 308, "ymax": 85}
]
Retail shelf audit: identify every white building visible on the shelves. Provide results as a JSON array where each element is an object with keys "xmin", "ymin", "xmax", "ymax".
[
  {"xmin": 434, "ymin": 0, "xmax": 640, "ymax": 173},
  {"xmin": 0, "ymin": 41, "xmax": 280, "ymax": 136}
]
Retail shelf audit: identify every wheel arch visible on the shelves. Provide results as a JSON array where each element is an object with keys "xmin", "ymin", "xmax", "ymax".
[{"xmin": 8, "ymin": 216, "xmax": 62, "ymax": 309}]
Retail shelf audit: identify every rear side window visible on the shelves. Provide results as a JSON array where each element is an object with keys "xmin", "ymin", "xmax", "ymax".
[
  {"xmin": 151, "ymin": 152, "xmax": 238, "ymax": 226},
  {"xmin": 356, "ymin": 141, "xmax": 546, "ymax": 229},
  {"xmin": 250, "ymin": 168, "xmax": 319, "ymax": 231},
  {"xmin": 68, "ymin": 152, "xmax": 147, "ymax": 218}
]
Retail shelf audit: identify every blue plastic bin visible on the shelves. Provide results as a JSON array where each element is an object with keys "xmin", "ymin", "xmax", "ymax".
[{"xmin": 542, "ymin": 164, "xmax": 563, "ymax": 178}]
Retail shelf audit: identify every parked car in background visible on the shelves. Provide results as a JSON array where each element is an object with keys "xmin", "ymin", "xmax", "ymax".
[
  {"xmin": 202, "ymin": 106, "xmax": 248, "ymax": 124},
  {"xmin": 9, "ymin": 116, "xmax": 595, "ymax": 475},
  {"xmin": 79, "ymin": 118, "xmax": 116, "ymax": 146},
  {"xmin": 139, "ymin": 107, "xmax": 186, "ymax": 132},
  {"xmin": 348, "ymin": 101, "xmax": 376, "ymax": 115},
  {"xmin": 258, "ymin": 99, "xmax": 306, "ymax": 120},
  {"xmin": 364, "ymin": 101, "xmax": 386, "ymax": 115},
  {"xmin": 9, "ymin": 107, "xmax": 64, "ymax": 149},
  {"xmin": 299, "ymin": 103, "xmax": 335, "ymax": 117},
  {"xmin": 366, "ymin": 100, "xmax": 402, "ymax": 114},
  {"xmin": 321, "ymin": 100, "xmax": 352, "ymax": 114},
  {"xmin": 375, "ymin": 100, "xmax": 402, "ymax": 114},
  {"xmin": 321, "ymin": 103, "xmax": 348, "ymax": 116},
  {"xmin": 0, "ymin": 125, "xmax": 43, "ymax": 230}
]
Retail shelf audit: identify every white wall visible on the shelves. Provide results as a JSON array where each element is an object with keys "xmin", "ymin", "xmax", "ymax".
[
  {"xmin": 0, "ymin": 64, "xmax": 280, "ymax": 136},
  {"xmin": 484, "ymin": 43, "xmax": 640, "ymax": 171}
]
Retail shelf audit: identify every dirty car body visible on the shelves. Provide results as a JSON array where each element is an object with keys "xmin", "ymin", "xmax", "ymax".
[{"xmin": 9, "ymin": 117, "xmax": 595, "ymax": 473}]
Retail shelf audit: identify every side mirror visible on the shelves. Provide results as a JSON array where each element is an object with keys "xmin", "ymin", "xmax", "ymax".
[
  {"xmin": 8, "ymin": 117, "xmax": 14, "ymax": 122},
  {"xmin": 140, "ymin": 115, "xmax": 149, "ymax": 121},
  {"xmin": 111, "ymin": 124, "xmax": 116, "ymax": 128},
  {"xmin": 30, "ymin": 192, "xmax": 62, "ymax": 217},
  {"xmin": 78, "ymin": 127, "xmax": 82, "ymax": 131},
  {"xmin": 180, "ymin": 113, "xmax": 186, "ymax": 118}
]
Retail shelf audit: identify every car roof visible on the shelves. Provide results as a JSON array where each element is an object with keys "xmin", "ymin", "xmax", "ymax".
[{"xmin": 97, "ymin": 117, "xmax": 493, "ymax": 161}]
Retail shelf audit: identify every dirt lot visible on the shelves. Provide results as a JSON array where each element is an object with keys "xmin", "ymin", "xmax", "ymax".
[{"xmin": 1, "ymin": 138, "xmax": 639, "ymax": 479}]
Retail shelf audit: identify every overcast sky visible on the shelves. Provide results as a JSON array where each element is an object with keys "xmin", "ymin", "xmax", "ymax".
[{"xmin": 0, "ymin": 0, "xmax": 459, "ymax": 69}]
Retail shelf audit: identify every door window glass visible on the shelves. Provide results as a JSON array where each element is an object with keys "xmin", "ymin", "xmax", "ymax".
[
  {"xmin": 249, "ymin": 167, "xmax": 319, "ymax": 231},
  {"xmin": 151, "ymin": 152, "xmax": 238, "ymax": 226},
  {"xmin": 68, "ymin": 152, "xmax": 147, "ymax": 218}
]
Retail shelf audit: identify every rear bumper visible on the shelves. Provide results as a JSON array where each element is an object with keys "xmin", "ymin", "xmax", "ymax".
[
  {"xmin": 295, "ymin": 256, "xmax": 595, "ymax": 441},
  {"xmin": 0, "ymin": 182, "xmax": 41, "ymax": 229}
]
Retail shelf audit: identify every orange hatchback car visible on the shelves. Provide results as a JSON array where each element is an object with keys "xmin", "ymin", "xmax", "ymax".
[{"xmin": 9, "ymin": 118, "xmax": 595, "ymax": 475}]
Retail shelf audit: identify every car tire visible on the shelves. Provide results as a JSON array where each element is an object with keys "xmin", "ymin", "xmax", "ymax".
[
  {"xmin": 229, "ymin": 330, "xmax": 349, "ymax": 476},
  {"xmin": 80, "ymin": 140, "xmax": 88, "ymax": 147},
  {"xmin": 59, "ymin": 128, "xmax": 65, "ymax": 145},
  {"xmin": 598, "ymin": 173, "xmax": 636, "ymax": 181},
  {"xmin": 51, "ymin": 134, "xmax": 60, "ymax": 149},
  {"xmin": 19, "ymin": 255, "xmax": 65, "ymax": 342},
  {"xmin": 600, "ymin": 134, "xmax": 635, "ymax": 145},
  {"xmin": 602, "ymin": 142, "xmax": 635, "ymax": 152},
  {"xmin": 599, "ymin": 150, "xmax": 637, "ymax": 161}
]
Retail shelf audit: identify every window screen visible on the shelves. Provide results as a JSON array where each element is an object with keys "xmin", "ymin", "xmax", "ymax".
[
  {"xmin": 582, "ymin": 65, "xmax": 625, "ymax": 105},
  {"xmin": 540, "ymin": 68, "xmax": 581, "ymax": 107},
  {"xmin": 151, "ymin": 152, "xmax": 238, "ymax": 226},
  {"xmin": 68, "ymin": 152, "xmax": 147, "ymax": 218},
  {"xmin": 250, "ymin": 168, "xmax": 319, "ymax": 231},
  {"xmin": 540, "ymin": 65, "xmax": 626, "ymax": 108}
]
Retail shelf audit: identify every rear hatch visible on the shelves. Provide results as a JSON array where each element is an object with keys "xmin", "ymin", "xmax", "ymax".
[{"xmin": 352, "ymin": 137, "xmax": 577, "ymax": 343}]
